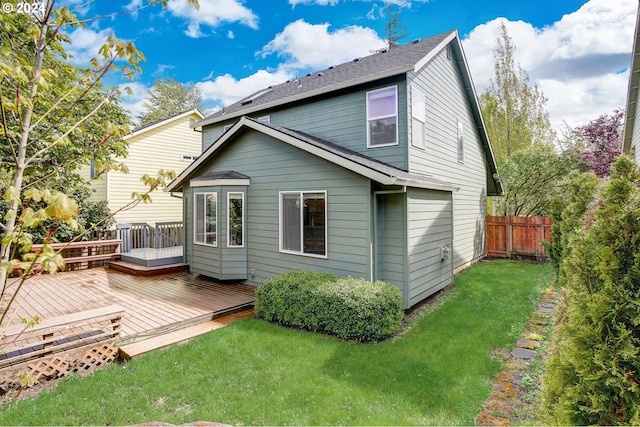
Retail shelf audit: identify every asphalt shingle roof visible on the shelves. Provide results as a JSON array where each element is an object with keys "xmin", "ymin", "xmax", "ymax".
[{"xmin": 196, "ymin": 30, "xmax": 455, "ymax": 127}]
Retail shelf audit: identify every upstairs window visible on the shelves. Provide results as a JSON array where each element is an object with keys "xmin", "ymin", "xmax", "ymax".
[
  {"xmin": 411, "ymin": 88, "xmax": 426, "ymax": 149},
  {"xmin": 367, "ymin": 86, "xmax": 398, "ymax": 147},
  {"xmin": 194, "ymin": 192, "xmax": 217, "ymax": 246},
  {"xmin": 280, "ymin": 191, "xmax": 326, "ymax": 257}
]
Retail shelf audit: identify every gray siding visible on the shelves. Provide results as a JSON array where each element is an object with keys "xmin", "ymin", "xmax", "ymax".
[
  {"xmin": 375, "ymin": 192, "xmax": 407, "ymax": 305},
  {"xmin": 407, "ymin": 188, "xmax": 453, "ymax": 307},
  {"xmin": 633, "ymin": 93, "xmax": 640, "ymax": 164},
  {"xmin": 189, "ymin": 129, "xmax": 373, "ymax": 285},
  {"xmin": 202, "ymin": 78, "xmax": 409, "ymax": 170},
  {"xmin": 408, "ymin": 46, "xmax": 488, "ymax": 271}
]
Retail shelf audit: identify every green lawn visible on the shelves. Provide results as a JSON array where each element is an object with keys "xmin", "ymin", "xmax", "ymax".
[{"xmin": 0, "ymin": 260, "xmax": 551, "ymax": 426}]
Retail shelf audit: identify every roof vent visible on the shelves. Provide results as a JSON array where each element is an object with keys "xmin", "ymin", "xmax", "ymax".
[
  {"xmin": 329, "ymin": 65, "xmax": 334, "ymax": 69},
  {"xmin": 353, "ymin": 58, "xmax": 360, "ymax": 62},
  {"xmin": 317, "ymin": 72, "xmax": 323, "ymax": 77},
  {"xmin": 306, "ymin": 73, "xmax": 311, "ymax": 77},
  {"xmin": 240, "ymin": 87, "xmax": 273, "ymax": 105},
  {"xmin": 412, "ymin": 38, "xmax": 421, "ymax": 44}
]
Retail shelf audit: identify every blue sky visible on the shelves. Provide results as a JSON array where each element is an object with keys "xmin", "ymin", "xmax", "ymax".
[{"xmin": 64, "ymin": 0, "xmax": 637, "ymax": 130}]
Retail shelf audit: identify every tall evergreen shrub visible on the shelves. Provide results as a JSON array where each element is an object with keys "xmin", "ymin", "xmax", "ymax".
[
  {"xmin": 544, "ymin": 171, "xmax": 599, "ymax": 277},
  {"xmin": 541, "ymin": 156, "xmax": 640, "ymax": 425}
]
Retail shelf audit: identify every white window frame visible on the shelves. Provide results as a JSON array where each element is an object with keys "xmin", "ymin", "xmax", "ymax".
[
  {"xmin": 366, "ymin": 86, "xmax": 398, "ymax": 148},
  {"xmin": 279, "ymin": 190, "xmax": 328, "ymax": 259},
  {"xmin": 411, "ymin": 87, "xmax": 426, "ymax": 149},
  {"xmin": 194, "ymin": 192, "xmax": 217, "ymax": 247},
  {"xmin": 257, "ymin": 115, "xmax": 270, "ymax": 123},
  {"xmin": 227, "ymin": 192, "xmax": 244, "ymax": 248},
  {"xmin": 457, "ymin": 119, "xmax": 464, "ymax": 163}
]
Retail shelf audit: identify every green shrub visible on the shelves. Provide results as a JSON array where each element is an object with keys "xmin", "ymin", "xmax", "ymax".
[
  {"xmin": 541, "ymin": 156, "xmax": 640, "ymax": 425},
  {"xmin": 543, "ymin": 171, "xmax": 599, "ymax": 277},
  {"xmin": 255, "ymin": 271, "xmax": 404, "ymax": 342}
]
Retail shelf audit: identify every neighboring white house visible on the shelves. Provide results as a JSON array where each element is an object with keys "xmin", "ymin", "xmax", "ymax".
[{"xmin": 88, "ymin": 109, "xmax": 204, "ymax": 225}]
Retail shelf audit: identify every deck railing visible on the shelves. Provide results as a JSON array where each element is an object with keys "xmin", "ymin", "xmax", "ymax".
[{"xmin": 117, "ymin": 222, "xmax": 183, "ymax": 252}]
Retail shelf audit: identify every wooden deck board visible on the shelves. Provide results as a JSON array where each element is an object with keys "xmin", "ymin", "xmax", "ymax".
[{"xmin": 2, "ymin": 268, "xmax": 255, "ymax": 340}]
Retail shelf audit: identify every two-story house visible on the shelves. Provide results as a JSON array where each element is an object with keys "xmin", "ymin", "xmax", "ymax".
[
  {"xmin": 90, "ymin": 109, "xmax": 204, "ymax": 226},
  {"xmin": 623, "ymin": 4, "xmax": 640, "ymax": 164},
  {"xmin": 166, "ymin": 30, "xmax": 500, "ymax": 308}
]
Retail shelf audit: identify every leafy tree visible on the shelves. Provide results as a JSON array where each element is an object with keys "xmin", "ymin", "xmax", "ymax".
[
  {"xmin": 480, "ymin": 22, "xmax": 556, "ymax": 167},
  {"xmin": 137, "ymin": 78, "xmax": 204, "ymax": 125},
  {"xmin": 0, "ymin": 1, "xmax": 194, "ymax": 338},
  {"xmin": 494, "ymin": 147, "xmax": 583, "ymax": 216},
  {"xmin": 573, "ymin": 109, "xmax": 623, "ymax": 178},
  {"xmin": 542, "ymin": 156, "xmax": 640, "ymax": 425}
]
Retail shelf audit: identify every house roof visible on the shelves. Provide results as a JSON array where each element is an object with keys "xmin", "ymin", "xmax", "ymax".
[
  {"xmin": 194, "ymin": 30, "xmax": 457, "ymax": 129},
  {"xmin": 623, "ymin": 5, "xmax": 640, "ymax": 154},
  {"xmin": 126, "ymin": 109, "xmax": 205, "ymax": 140},
  {"xmin": 166, "ymin": 116, "xmax": 460, "ymax": 193}
]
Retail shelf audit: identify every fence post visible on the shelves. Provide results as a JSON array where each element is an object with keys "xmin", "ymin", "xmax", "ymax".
[
  {"xmin": 117, "ymin": 223, "xmax": 132, "ymax": 253},
  {"xmin": 506, "ymin": 216, "xmax": 513, "ymax": 258}
]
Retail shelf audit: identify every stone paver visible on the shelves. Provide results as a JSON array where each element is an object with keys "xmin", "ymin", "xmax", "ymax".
[{"xmin": 476, "ymin": 287, "xmax": 556, "ymax": 426}]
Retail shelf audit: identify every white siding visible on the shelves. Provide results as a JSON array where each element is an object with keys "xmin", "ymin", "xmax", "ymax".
[{"xmin": 108, "ymin": 113, "xmax": 202, "ymax": 225}]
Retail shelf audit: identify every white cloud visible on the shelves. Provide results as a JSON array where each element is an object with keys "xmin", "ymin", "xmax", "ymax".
[
  {"xmin": 196, "ymin": 69, "xmax": 293, "ymax": 109},
  {"xmin": 167, "ymin": 0, "xmax": 259, "ymax": 39},
  {"xmin": 64, "ymin": 27, "xmax": 113, "ymax": 64},
  {"xmin": 462, "ymin": 0, "xmax": 636, "ymax": 129},
  {"xmin": 259, "ymin": 20, "xmax": 386, "ymax": 72},
  {"xmin": 118, "ymin": 82, "xmax": 150, "ymax": 123}
]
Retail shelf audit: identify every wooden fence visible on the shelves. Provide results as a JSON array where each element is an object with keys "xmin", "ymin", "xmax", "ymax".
[{"xmin": 486, "ymin": 216, "xmax": 553, "ymax": 261}]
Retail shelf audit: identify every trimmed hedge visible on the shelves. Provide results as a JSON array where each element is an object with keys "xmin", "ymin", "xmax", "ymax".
[{"xmin": 254, "ymin": 271, "xmax": 404, "ymax": 342}]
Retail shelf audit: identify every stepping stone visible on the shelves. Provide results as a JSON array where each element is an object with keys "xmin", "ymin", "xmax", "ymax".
[
  {"xmin": 516, "ymin": 338, "xmax": 541, "ymax": 350},
  {"xmin": 512, "ymin": 347, "xmax": 537, "ymax": 359}
]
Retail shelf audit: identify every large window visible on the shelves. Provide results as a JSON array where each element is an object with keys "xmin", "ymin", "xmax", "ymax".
[
  {"xmin": 227, "ymin": 192, "xmax": 244, "ymax": 247},
  {"xmin": 411, "ymin": 88, "xmax": 425, "ymax": 149},
  {"xmin": 280, "ymin": 191, "xmax": 326, "ymax": 257},
  {"xmin": 194, "ymin": 192, "xmax": 217, "ymax": 246},
  {"xmin": 366, "ymin": 86, "xmax": 398, "ymax": 147}
]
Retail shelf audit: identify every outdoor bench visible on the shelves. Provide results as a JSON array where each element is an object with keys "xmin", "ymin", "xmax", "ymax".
[{"xmin": 29, "ymin": 239, "xmax": 122, "ymax": 269}]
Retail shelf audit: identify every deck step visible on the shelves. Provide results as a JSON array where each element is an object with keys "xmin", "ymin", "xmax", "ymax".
[
  {"xmin": 109, "ymin": 260, "xmax": 189, "ymax": 276},
  {"xmin": 118, "ymin": 309, "xmax": 254, "ymax": 359}
]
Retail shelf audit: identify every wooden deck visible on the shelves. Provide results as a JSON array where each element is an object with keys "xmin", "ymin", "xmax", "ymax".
[{"xmin": 2, "ymin": 268, "xmax": 256, "ymax": 343}]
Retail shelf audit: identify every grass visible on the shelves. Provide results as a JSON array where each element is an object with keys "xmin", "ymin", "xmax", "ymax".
[{"xmin": 0, "ymin": 260, "xmax": 551, "ymax": 426}]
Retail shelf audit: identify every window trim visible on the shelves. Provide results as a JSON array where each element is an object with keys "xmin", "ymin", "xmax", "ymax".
[
  {"xmin": 227, "ymin": 192, "xmax": 244, "ymax": 248},
  {"xmin": 279, "ymin": 190, "xmax": 328, "ymax": 259},
  {"xmin": 194, "ymin": 192, "xmax": 218, "ymax": 247},
  {"xmin": 366, "ymin": 85, "xmax": 399, "ymax": 148},
  {"xmin": 411, "ymin": 87, "xmax": 426, "ymax": 150}
]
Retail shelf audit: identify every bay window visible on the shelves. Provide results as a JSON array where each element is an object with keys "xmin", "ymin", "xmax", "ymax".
[{"xmin": 194, "ymin": 192, "xmax": 217, "ymax": 246}]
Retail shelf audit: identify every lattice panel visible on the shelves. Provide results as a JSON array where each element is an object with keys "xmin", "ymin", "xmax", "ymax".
[
  {"xmin": 28, "ymin": 356, "xmax": 71, "ymax": 382},
  {"xmin": 74, "ymin": 343, "xmax": 119, "ymax": 372}
]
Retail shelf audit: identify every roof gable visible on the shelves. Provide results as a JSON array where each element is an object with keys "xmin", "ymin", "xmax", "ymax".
[
  {"xmin": 194, "ymin": 30, "xmax": 457, "ymax": 129},
  {"xmin": 126, "ymin": 109, "xmax": 205, "ymax": 140},
  {"xmin": 166, "ymin": 116, "xmax": 459, "ymax": 193}
]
